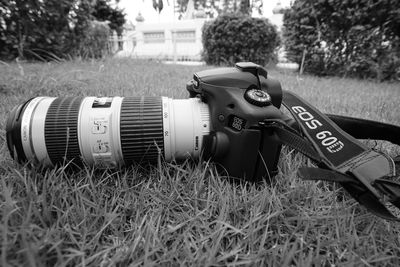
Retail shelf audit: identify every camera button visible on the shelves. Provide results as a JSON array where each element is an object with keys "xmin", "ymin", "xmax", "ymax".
[{"xmin": 244, "ymin": 89, "xmax": 271, "ymax": 107}]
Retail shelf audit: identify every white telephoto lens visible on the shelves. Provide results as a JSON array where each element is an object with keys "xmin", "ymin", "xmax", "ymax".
[{"xmin": 11, "ymin": 96, "xmax": 211, "ymax": 169}]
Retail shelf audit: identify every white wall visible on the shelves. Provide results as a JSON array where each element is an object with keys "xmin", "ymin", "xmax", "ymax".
[{"xmin": 133, "ymin": 19, "xmax": 206, "ymax": 61}]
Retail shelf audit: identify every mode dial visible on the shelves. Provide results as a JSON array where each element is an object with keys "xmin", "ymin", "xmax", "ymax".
[{"xmin": 244, "ymin": 89, "xmax": 271, "ymax": 107}]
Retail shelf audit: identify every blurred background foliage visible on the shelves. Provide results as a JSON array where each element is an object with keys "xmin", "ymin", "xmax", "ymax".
[
  {"xmin": 1, "ymin": 0, "xmax": 399, "ymax": 80},
  {"xmin": 0, "ymin": 0, "xmax": 125, "ymax": 60},
  {"xmin": 202, "ymin": 14, "xmax": 279, "ymax": 66},
  {"xmin": 283, "ymin": 0, "xmax": 400, "ymax": 80}
]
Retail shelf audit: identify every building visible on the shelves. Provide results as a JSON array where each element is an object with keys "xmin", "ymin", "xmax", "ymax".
[{"xmin": 114, "ymin": 1, "xmax": 291, "ymax": 63}]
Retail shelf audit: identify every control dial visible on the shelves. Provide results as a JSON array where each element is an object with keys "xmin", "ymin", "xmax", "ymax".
[{"xmin": 244, "ymin": 89, "xmax": 271, "ymax": 107}]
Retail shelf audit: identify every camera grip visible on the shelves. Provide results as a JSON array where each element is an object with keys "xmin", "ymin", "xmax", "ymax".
[
  {"xmin": 205, "ymin": 129, "xmax": 261, "ymax": 181},
  {"xmin": 204, "ymin": 128, "xmax": 281, "ymax": 182}
]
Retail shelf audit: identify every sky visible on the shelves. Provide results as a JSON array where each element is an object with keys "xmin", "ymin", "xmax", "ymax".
[{"xmin": 116, "ymin": 0, "xmax": 292, "ymax": 25}]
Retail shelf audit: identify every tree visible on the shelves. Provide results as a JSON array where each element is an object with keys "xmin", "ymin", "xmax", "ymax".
[
  {"xmin": 92, "ymin": 0, "xmax": 126, "ymax": 36},
  {"xmin": 283, "ymin": 0, "xmax": 400, "ymax": 80},
  {"xmin": 0, "ymin": 0, "xmax": 126, "ymax": 60},
  {"xmin": 152, "ymin": 0, "xmax": 164, "ymax": 13},
  {"xmin": 0, "ymin": 0, "xmax": 79, "ymax": 60},
  {"xmin": 150, "ymin": 0, "xmax": 262, "ymax": 19},
  {"xmin": 174, "ymin": 0, "xmax": 219, "ymax": 18}
]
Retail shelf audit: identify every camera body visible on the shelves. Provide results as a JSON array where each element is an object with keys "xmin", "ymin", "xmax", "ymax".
[{"xmin": 187, "ymin": 62, "xmax": 284, "ymax": 182}]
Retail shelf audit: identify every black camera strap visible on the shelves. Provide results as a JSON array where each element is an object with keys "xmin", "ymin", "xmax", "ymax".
[
  {"xmin": 262, "ymin": 90, "xmax": 400, "ymax": 220},
  {"xmin": 326, "ymin": 114, "xmax": 400, "ymax": 147}
]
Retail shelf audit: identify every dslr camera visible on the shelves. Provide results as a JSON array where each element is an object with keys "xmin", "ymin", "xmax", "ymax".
[{"xmin": 6, "ymin": 62, "xmax": 284, "ymax": 182}]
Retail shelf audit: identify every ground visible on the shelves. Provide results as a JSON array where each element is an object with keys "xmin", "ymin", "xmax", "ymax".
[{"xmin": 0, "ymin": 58, "xmax": 400, "ymax": 266}]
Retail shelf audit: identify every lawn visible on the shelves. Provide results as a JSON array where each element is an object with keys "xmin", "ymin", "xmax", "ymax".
[{"xmin": 1, "ymin": 58, "xmax": 400, "ymax": 266}]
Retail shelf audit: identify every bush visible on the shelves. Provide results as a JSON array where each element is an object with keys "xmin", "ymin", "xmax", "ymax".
[
  {"xmin": 202, "ymin": 14, "xmax": 280, "ymax": 66},
  {"xmin": 283, "ymin": 0, "xmax": 400, "ymax": 80}
]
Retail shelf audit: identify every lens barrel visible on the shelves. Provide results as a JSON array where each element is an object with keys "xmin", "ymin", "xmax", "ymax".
[
  {"xmin": 6, "ymin": 96, "xmax": 210, "ymax": 168},
  {"xmin": 45, "ymin": 97, "xmax": 83, "ymax": 166}
]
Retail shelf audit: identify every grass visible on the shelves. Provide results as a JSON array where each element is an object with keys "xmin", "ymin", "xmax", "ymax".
[{"xmin": 1, "ymin": 58, "xmax": 400, "ymax": 266}]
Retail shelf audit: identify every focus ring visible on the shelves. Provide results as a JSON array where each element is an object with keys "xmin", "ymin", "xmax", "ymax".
[
  {"xmin": 45, "ymin": 97, "xmax": 83, "ymax": 166},
  {"xmin": 120, "ymin": 97, "xmax": 164, "ymax": 164}
]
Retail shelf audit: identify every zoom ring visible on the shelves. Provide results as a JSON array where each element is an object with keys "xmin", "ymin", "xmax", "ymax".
[
  {"xmin": 45, "ymin": 97, "xmax": 83, "ymax": 166},
  {"xmin": 120, "ymin": 97, "xmax": 164, "ymax": 164}
]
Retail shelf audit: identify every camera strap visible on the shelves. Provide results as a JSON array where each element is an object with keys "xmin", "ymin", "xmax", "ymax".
[{"xmin": 262, "ymin": 90, "xmax": 400, "ymax": 220}]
